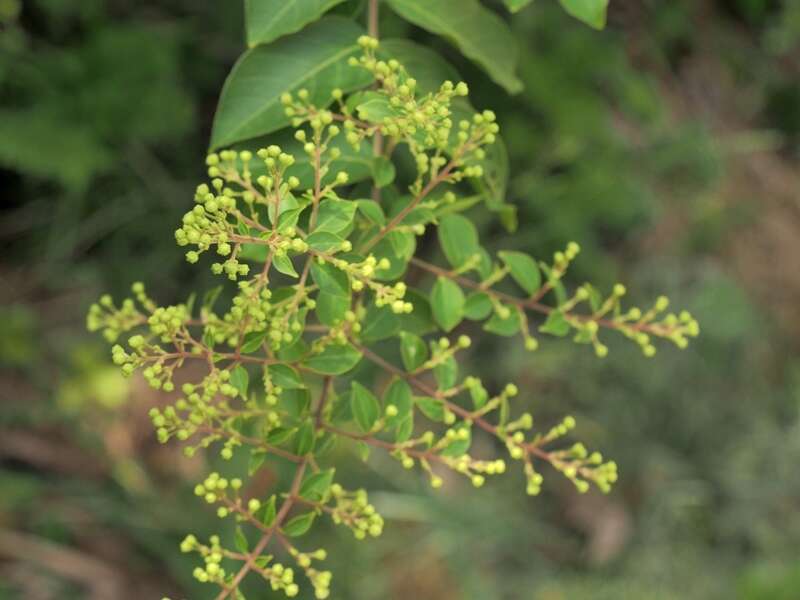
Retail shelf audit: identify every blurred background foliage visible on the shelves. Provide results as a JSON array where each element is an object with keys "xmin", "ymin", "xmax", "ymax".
[{"xmin": 2, "ymin": 0, "xmax": 800, "ymax": 598}]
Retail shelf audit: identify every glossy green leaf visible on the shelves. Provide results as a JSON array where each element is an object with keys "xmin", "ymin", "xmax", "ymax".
[
  {"xmin": 416, "ymin": 396, "xmax": 444, "ymax": 422},
  {"xmin": 230, "ymin": 365, "xmax": 249, "ymax": 398},
  {"xmin": 398, "ymin": 289, "xmax": 436, "ymax": 335},
  {"xmin": 464, "ymin": 292, "xmax": 493, "ymax": 320},
  {"xmin": 351, "ymin": 381, "xmax": 380, "ymax": 433},
  {"xmin": 438, "ymin": 213, "xmax": 480, "ymax": 270},
  {"xmin": 235, "ymin": 527, "xmax": 249, "ymax": 553},
  {"xmin": 261, "ymin": 495, "xmax": 277, "ymax": 526},
  {"xmin": 267, "ymin": 363, "xmax": 304, "ymax": 389},
  {"xmin": 440, "ymin": 426, "xmax": 471, "ymax": 457},
  {"xmin": 295, "ymin": 420, "xmax": 315, "ymax": 454},
  {"xmin": 360, "ymin": 304, "xmax": 400, "ymax": 342},
  {"xmin": 311, "ymin": 261, "xmax": 351, "ymax": 325},
  {"xmin": 304, "ymin": 343, "xmax": 362, "ymax": 374},
  {"xmin": 384, "ymin": 378, "xmax": 414, "ymax": 442},
  {"xmin": 559, "ymin": 0, "xmax": 609, "ymax": 29},
  {"xmin": 283, "ymin": 511, "xmax": 316, "ymax": 537},
  {"xmin": 273, "ymin": 254, "xmax": 299, "ymax": 278},
  {"xmin": 469, "ymin": 382, "xmax": 488, "ymax": 409},
  {"xmin": 539, "ymin": 310, "xmax": 571, "ymax": 337},
  {"xmin": 210, "ymin": 17, "xmax": 371, "ymax": 149},
  {"xmin": 434, "ymin": 354, "xmax": 458, "ymax": 389},
  {"xmin": 385, "ymin": 0, "xmax": 522, "ymax": 94},
  {"xmin": 499, "ymin": 250, "xmax": 541, "ymax": 295},
  {"xmin": 306, "ymin": 230, "xmax": 345, "ymax": 252},
  {"xmin": 484, "ymin": 306, "xmax": 521, "ymax": 337},
  {"xmin": 240, "ymin": 330, "xmax": 268, "ymax": 353},
  {"xmin": 315, "ymin": 198, "xmax": 357, "ymax": 234},
  {"xmin": 431, "ymin": 277, "xmax": 465, "ymax": 332},
  {"xmin": 245, "ymin": 0, "xmax": 345, "ymax": 47},
  {"xmin": 299, "ymin": 468, "xmax": 335, "ymax": 502},
  {"xmin": 356, "ymin": 199, "xmax": 385, "ymax": 225},
  {"xmin": 399, "ymin": 331, "xmax": 428, "ymax": 371},
  {"xmin": 384, "ymin": 378, "xmax": 413, "ymax": 420}
]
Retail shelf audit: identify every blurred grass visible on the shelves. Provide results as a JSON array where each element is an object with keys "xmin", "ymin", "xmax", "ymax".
[{"xmin": 2, "ymin": 0, "xmax": 800, "ymax": 598}]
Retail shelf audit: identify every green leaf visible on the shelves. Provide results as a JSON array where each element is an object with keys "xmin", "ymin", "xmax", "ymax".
[
  {"xmin": 299, "ymin": 468, "xmax": 335, "ymax": 502},
  {"xmin": 283, "ymin": 511, "xmax": 316, "ymax": 537},
  {"xmin": 245, "ymin": 0, "xmax": 345, "ymax": 47},
  {"xmin": 281, "ymin": 388, "xmax": 310, "ymax": 417},
  {"xmin": 385, "ymin": 379, "xmax": 414, "ymax": 442},
  {"xmin": 310, "ymin": 261, "xmax": 351, "ymax": 325},
  {"xmin": 398, "ymin": 289, "xmax": 436, "ymax": 335},
  {"xmin": 499, "ymin": 250, "xmax": 541, "ymax": 295},
  {"xmin": 384, "ymin": 378, "xmax": 413, "ymax": 422},
  {"xmin": 249, "ymin": 450, "xmax": 267, "ymax": 475},
  {"xmin": 360, "ymin": 304, "xmax": 400, "ymax": 342},
  {"xmin": 503, "ymin": 0, "xmax": 534, "ymax": 11},
  {"xmin": 371, "ymin": 155, "xmax": 396, "ymax": 188},
  {"xmin": 385, "ymin": 0, "xmax": 522, "ymax": 94},
  {"xmin": 351, "ymin": 381, "xmax": 380, "ymax": 433},
  {"xmin": 379, "ymin": 39, "xmax": 461, "ymax": 95},
  {"xmin": 304, "ymin": 343, "xmax": 362, "ymax": 374},
  {"xmin": 210, "ymin": 17, "xmax": 372, "ymax": 149},
  {"xmin": 416, "ymin": 396, "xmax": 444, "ymax": 422},
  {"xmin": 400, "ymin": 331, "xmax": 428, "ymax": 372},
  {"xmin": 265, "ymin": 426, "xmax": 295, "ymax": 445},
  {"xmin": 313, "ymin": 292, "xmax": 348, "ymax": 328},
  {"xmin": 353, "ymin": 91, "xmax": 398, "ymax": 123},
  {"xmin": 315, "ymin": 198, "xmax": 357, "ymax": 234},
  {"xmin": 434, "ymin": 355, "xmax": 458, "ymax": 390},
  {"xmin": 306, "ymin": 231, "xmax": 345, "ymax": 253},
  {"xmin": 235, "ymin": 527, "xmax": 249, "ymax": 553},
  {"xmin": 356, "ymin": 199, "xmax": 385, "ymax": 226},
  {"xmin": 440, "ymin": 426, "xmax": 471, "ymax": 457},
  {"xmin": 464, "ymin": 292, "xmax": 493, "ymax": 320},
  {"xmin": 558, "ymin": 0, "xmax": 609, "ymax": 29},
  {"xmin": 241, "ymin": 330, "xmax": 268, "ymax": 354},
  {"xmin": 431, "ymin": 277, "xmax": 465, "ymax": 332},
  {"xmin": 469, "ymin": 382, "xmax": 488, "ymax": 409},
  {"xmin": 261, "ymin": 495, "xmax": 277, "ymax": 526},
  {"xmin": 310, "ymin": 260, "xmax": 349, "ymax": 295},
  {"xmin": 295, "ymin": 420, "xmax": 315, "ymax": 454},
  {"xmin": 539, "ymin": 310, "xmax": 571, "ymax": 337},
  {"xmin": 267, "ymin": 364, "xmax": 304, "ymax": 389},
  {"xmin": 484, "ymin": 306, "xmax": 522, "ymax": 337},
  {"xmin": 273, "ymin": 254, "xmax": 299, "ymax": 278},
  {"xmin": 438, "ymin": 214, "xmax": 480, "ymax": 270},
  {"xmin": 230, "ymin": 365, "xmax": 249, "ymax": 398}
]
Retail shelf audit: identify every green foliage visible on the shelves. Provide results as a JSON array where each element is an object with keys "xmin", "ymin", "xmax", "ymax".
[
  {"xmin": 384, "ymin": 0, "xmax": 523, "ymax": 93},
  {"xmin": 245, "ymin": 0, "xmax": 346, "ymax": 46},
  {"xmin": 87, "ymin": 3, "xmax": 705, "ymax": 591}
]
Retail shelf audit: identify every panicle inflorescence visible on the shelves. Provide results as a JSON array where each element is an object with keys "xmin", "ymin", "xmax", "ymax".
[{"xmin": 90, "ymin": 38, "xmax": 697, "ymax": 600}]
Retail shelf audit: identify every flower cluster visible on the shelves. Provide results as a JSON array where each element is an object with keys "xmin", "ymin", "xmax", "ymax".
[{"xmin": 92, "ymin": 39, "xmax": 697, "ymax": 600}]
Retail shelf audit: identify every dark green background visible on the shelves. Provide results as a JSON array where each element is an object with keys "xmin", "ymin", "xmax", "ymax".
[{"xmin": 2, "ymin": 1, "xmax": 800, "ymax": 598}]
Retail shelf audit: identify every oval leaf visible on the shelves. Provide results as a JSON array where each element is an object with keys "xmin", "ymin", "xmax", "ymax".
[
  {"xmin": 385, "ymin": 0, "xmax": 522, "ymax": 94},
  {"xmin": 351, "ymin": 381, "xmax": 380, "ymax": 433},
  {"xmin": 210, "ymin": 17, "xmax": 372, "ymax": 149},
  {"xmin": 431, "ymin": 277, "xmax": 465, "ymax": 332},
  {"xmin": 246, "ymin": 0, "xmax": 345, "ymax": 47},
  {"xmin": 438, "ymin": 213, "xmax": 479, "ymax": 270},
  {"xmin": 304, "ymin": 343, "xmax": 362, "ymax": 374},
  {"xmin": 498, "ymin": 250, "xmax": 541, "ymax": 295}
]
